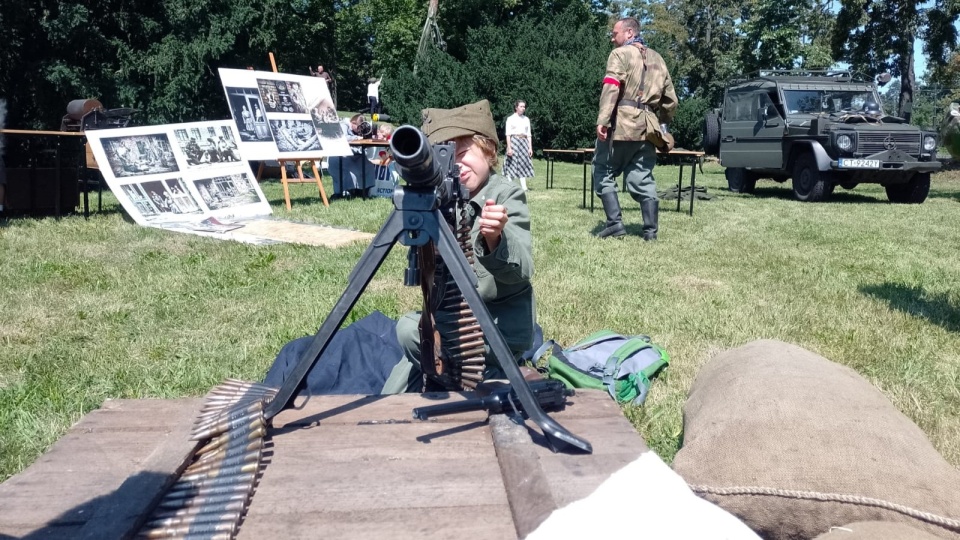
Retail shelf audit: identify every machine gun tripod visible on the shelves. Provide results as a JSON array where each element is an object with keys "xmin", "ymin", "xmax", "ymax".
[{"xmin": 263, "ymin": 125, "xmax": 591, "ymax": 454}]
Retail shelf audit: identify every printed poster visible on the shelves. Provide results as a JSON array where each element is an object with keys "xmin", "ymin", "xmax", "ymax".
[
  {"xmin": 218, "ymin": 68, "xmax": 352, "ymax": 160},
  {"xmin": 86, "ymin": 120, "xmax": 271, "ymax": 231}
]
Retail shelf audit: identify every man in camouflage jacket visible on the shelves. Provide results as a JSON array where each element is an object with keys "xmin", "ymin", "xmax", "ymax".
[{"xmin": 592, "ymin": 17, "xmax": 678, "ymax": 240}]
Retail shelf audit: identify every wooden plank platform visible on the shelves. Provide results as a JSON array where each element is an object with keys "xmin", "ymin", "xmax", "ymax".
[{"xmin": 0, "ymin": 389, "xmax": 648, "ymax": 539}]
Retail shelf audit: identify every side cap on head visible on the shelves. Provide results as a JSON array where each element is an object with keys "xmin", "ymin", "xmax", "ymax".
[{"xmin": 421, "ymin": 99, "xmax": 499, "ymax": 145}]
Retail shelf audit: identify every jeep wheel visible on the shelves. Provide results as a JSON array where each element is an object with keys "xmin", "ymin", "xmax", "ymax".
[
  {"xmin": 725, "ymin": 168, "xmax": 757, "ymax": 193},
  {"xmin": 792, "ymin": 153, "xmax": 830, "ymax": 202},
  {"xmin": 703, "ymin": 112, "xmax": 720, "ymax": 155},
  {"xmin": 885, "ymin": 173, "xmax": 930, "ymax": 204}
]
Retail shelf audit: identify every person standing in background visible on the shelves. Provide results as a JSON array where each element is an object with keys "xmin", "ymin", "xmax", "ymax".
[
  {"xmin": 503, "ymin": 100, "xmax": 534, "ymax": 192},
  {"xmin": 592, "ymin": 17, "xmax": 677, "ymax": 241},
  {"xmin": 310, "ymin": 65, "xmax": 337, "ymax": 108},
  {"xmin": 367, "ymin": 76, "xmax": 383, "ymax": 114}
]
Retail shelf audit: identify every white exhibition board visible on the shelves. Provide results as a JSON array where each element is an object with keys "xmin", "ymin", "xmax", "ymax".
[
  {"xmin": 218, "ymin": 68, "xmax": 352, "ymax": 161},
  {"xmin": 86, "ymin": 120, "xmax": 271, "ymax": 232}
]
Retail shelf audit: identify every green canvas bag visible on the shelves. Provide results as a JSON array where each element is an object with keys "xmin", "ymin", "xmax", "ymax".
[{"xmin": 528, "ymin": 330, "xmax": 670, "ymax": 405}]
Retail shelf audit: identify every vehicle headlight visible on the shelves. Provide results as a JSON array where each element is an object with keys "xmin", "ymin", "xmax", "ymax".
[
  {"xmin": 923, "ymin": 135, "xmax": 937, "ymax": 152},
  {"xmin": 836, "ymin": 134, "xmax": 854, "ymax": 152}
]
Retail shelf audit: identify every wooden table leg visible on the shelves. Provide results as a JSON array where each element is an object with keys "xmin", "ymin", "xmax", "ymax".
[
  {"xmin": 280, "ymin": 160, "xmax": 292, "ymax": 211},
  {"xmin": 310, "ymin": 160, "xmax": 329, "ymax": 207},
  {"xmin": 689, "ymin": 159, "xmax": 697, "ymax": 216},
  {"xmin": 676, "ymin": 163, "xmax": 683, "ymax": 213}
]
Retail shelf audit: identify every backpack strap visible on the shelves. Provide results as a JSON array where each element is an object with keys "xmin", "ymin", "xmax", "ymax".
[
  {"xmin": 570, "ymin": 330, "xmax": 623, "ymax": 350},
  {"xmin": 525, "ymin": 339, "xmax": 557, "ymax": 365},
  {"xmin": 601, "ymin": 338, "xmax": 652, "ymax": 400}
]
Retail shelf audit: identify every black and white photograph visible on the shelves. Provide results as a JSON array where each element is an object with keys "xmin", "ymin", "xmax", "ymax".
[
  {"xmin": 220, "ymin": 68, "xmax": 347, "ymax": 159},
  {"xmin": 128, "ymin": 178, "xmax": 204, "ymax": 220},
  {"xmin": 101, "ymin": 134, "xmax": 179, "ymax": 178},
  {"xmin": 174, "ymin": 125, "xmax": 242, "ymax": 167},
  {"xmin": 225, "ymin": 86, "xmax": 273, "ymax": 142},
  {"xmin": 311, "ymin": 97, "xmax": 342, "ymax": 139},
  {"xmin": 269, "ymin": 119, "xmax": 321, "ymax": 153},
  {"xmin": 193, "ymin": 173, "xmax": 261, "ymax": 210},
  {"xmin": 257, "ymin": 79, "xmax": 304, "ymax": 114}
]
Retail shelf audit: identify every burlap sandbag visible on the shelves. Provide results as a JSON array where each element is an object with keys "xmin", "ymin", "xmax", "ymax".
[
  {"xmin": 672, "ymin": 339, "xmax": 960, "ymax": 540},
  {"xmin": 814, "ymin": 521, "xmax": 945, "ymax": 540}
]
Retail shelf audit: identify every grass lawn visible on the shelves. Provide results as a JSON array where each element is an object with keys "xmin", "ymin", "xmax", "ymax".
[{"xmin": 1, "ymin": 158, "xmax": 959, "ymax": 481}]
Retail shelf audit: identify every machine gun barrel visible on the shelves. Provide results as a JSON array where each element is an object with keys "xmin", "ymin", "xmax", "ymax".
[
  {"xmin": 390, "ymin": 125, "xmax": 445, "ymax": 188},
  {"xmin": 412, "ymin": 379, "xmax": 572, "ymax": 420}
]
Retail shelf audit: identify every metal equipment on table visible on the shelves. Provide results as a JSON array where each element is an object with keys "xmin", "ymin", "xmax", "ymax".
[{"xmin": 136, "ymin": 125, "xmax": 591, "ymax": 540}]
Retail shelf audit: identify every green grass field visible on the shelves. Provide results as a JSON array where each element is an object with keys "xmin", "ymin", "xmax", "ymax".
[{"xmin": 1, "ymin": 159, "xmax": 959, "ymax": 481}]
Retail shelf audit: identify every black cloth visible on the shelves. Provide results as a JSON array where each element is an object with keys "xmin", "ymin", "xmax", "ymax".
[
  {"xmin": 263, "ymin": 311, "xmax": 403, "ymax": 396},
  {"xmin": 264, "ymin": 310, "xmax": 545, "ymax": 396}
]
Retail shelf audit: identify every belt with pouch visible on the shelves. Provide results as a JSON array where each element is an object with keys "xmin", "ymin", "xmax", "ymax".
[{"xmin": 617, "ymin": 99, "xmax": 651, "ymax": 111}]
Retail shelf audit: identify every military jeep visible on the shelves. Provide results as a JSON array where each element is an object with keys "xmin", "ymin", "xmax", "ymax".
[{"xmin": 702, "ymin": 70, "xmax": 941, "ymax": 203}]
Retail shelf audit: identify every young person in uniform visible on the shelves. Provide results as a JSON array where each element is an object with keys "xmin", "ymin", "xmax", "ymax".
[{"xmin": 383, "ymin": 99, "xmax": 536, "ymax": 393}]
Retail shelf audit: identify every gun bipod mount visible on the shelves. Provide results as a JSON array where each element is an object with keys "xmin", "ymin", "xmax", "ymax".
[{"xmin": 262, "ymin": 129, "xmax": 592, "ymax": 454}]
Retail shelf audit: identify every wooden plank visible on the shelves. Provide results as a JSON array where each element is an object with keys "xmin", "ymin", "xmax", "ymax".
[
  {"xmin": 0, "ymin": 389, "xmax": 648, "ymax": 540},
  {"xmin": 242, "ymin": 506, "xmax": 517, "ymax": 540},
  {"xmin": 490, "ymin": 414, "xmax": 558, "ymax": 539},
  {"xmin": 239, "ymin": 419, "xmax": 515, "ymax": 539},
  {"xmin": 0, "ymin": 398, "xmax": 202, "ymax": 539}
]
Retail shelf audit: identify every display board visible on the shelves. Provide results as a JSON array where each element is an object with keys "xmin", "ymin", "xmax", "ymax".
[
  {"xmin": 218, "ymin": 68, "xmax": 351, "ymax": 160},
  {"xmin": 86, "ymin": 120, "xmax": 271, "ymax": 229}
]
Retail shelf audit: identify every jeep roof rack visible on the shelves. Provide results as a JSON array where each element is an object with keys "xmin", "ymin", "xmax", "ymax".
[{"xmin": 755, "ymin": 69, "xmax": 853, "ymax": 81}]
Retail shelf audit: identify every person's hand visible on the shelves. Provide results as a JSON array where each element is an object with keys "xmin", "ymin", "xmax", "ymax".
[
  {"xmin": 597, "ymin": 125, "xmax": 608, "ymax": 141},
  {"xmin": 527, "ymin": 148, "xmax": 533, "ymax": 158},
  {"xmin": 507, "ymin": 148, "xmax": 514, "ymax": 157},
  {"xmin": 478, "ymin": 199, "xmax": 508, "ymax": 251}
]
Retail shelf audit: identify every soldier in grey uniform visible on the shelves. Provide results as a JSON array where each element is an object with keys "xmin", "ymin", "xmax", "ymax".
[{"xmin": 592, "ymin": 17, "xmax": 678, "ymax": 240}]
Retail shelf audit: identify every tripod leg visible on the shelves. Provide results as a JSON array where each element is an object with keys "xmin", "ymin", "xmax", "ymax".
[
  {"xmin": 263, "ymin": 210, "xmax": 406, "ymax": 419},
  {"xmin": 433, "ymin": 214, "xmax": 592, "ymax": 454}
]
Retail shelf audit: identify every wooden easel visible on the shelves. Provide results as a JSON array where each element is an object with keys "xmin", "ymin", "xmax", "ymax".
[{"xmin": 255, "ymin": 52, "xmax": 329, "ymax": 210}]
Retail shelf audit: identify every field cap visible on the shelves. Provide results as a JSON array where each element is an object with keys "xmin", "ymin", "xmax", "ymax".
[{"xmin": 421, "ymin": 99, "xmax": 498, "ymax": 145}]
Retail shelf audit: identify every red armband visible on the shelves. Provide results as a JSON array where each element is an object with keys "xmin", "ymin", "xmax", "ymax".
[{"xmin": 602, "ymin": 77, "xmax": 621, "ymax": 87}]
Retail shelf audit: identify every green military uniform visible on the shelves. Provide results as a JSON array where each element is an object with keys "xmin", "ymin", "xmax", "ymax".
[
  {"xmin": 383, "ymin": 99, "xmax": 536, "ymax": 394},
  {"xmin": 385, "ymin": 174, "xmax": 536, "ymax": 393},
  {"xmin": 594, "ymin": 42, "xmax": 678, "ymax": 201}
]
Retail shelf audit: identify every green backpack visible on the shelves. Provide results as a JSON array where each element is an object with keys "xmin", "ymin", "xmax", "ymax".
[{"xmin": 529, "ymin": 330, "xmax": 670, "ymax": 405}]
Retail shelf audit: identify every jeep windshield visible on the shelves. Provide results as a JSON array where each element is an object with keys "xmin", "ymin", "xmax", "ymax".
[{"xmin": 783, "ymin": 89, "xmax": 881, "ymax": 116}]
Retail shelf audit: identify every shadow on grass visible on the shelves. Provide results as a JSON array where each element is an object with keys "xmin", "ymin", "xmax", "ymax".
[
  {"xmin": 927, "ymin": 191, "xmax": 960, "ymax": 202},
  {"xmin": 745, "ymin": 184, "xmax": 886, "ymax": 204},
  {"xmin": 860, "ymin": 283, "xmax": 960, "ymax": 333}
]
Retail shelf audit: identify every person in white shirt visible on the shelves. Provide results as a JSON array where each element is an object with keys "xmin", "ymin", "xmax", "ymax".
[
  {"xmin": 367, "ymin": 76, "xmax": 383, "ymax": 114},
  {"xmin": 503, "ymin": 100, "xmax": 534, "ymax": 191}
]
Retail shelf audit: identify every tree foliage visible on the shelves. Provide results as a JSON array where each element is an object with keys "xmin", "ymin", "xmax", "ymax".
[
  {"xmin": 385, "ymin": 5, "xmax": 609, "ymax": 152},
  {"xmin": 832, "ymin": 0, "xmax": 958, "ymax": 120},
  {"xmin": 0, "ymin": 0, "xmax": 952, "ymax": 149}
]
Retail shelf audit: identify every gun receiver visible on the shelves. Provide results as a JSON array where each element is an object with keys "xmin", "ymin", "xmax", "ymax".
[{"xmin": 412, "ymin": 379, "xmax": 572, "ymax": 420}]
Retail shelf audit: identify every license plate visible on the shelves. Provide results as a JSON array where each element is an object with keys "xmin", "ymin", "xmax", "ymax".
[{"xmin": 839, "ymin": 158, "xmax": 880, "ymax": 169}]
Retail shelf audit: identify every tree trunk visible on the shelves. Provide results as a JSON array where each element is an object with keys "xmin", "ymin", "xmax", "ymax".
[{"xmin": 899, "ymin": 28, "xmax": 916, "ymax": 122}]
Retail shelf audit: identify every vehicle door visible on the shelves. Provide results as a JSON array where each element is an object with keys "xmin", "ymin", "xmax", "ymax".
[{"xmin": 720, "ymin": 91, "xmax": 784, "ymax": 169}]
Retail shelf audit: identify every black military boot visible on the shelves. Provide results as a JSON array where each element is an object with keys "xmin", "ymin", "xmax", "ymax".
[
  {"xmin": 641, "ymin": 199, "xmax": 659, "ymax": 241},
  {"xmin": 597, "ymin": 192, "xmax": 626, "ymax": 239}
]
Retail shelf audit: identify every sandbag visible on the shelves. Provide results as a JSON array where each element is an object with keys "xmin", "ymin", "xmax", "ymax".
[
  {"xmin": 672, "ymin": 339, "xmax": 960, "ymax": 540},
  {"xmin": 814, "ymin": 521, "xmax": 945, "ymax": 540}
]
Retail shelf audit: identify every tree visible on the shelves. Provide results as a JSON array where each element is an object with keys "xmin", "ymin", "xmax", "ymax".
[
  {"xmin": 384, "ymin": 5, "xmax": 609, "ymax": 151},
  {"xmin": 833, "ymin": 0, "xmax": 958, "ymax": 122}
]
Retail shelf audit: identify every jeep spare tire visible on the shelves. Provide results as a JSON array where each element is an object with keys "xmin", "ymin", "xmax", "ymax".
[{"xmin": 703, "ymin": 112, "xmax": 720, "ymax": 155}]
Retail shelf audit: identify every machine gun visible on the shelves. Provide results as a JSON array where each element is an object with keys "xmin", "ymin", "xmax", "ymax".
[
  {"xmin": 413, "ymin": 379, "xmax": 573, "ymax": 420},
  {"xmin": 261, "ymin": 125, "xmax": 591, "ymax": 454},
  {"xmin": 136, "ymin": 124, "xmax": 591, "ymax": 540}
]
